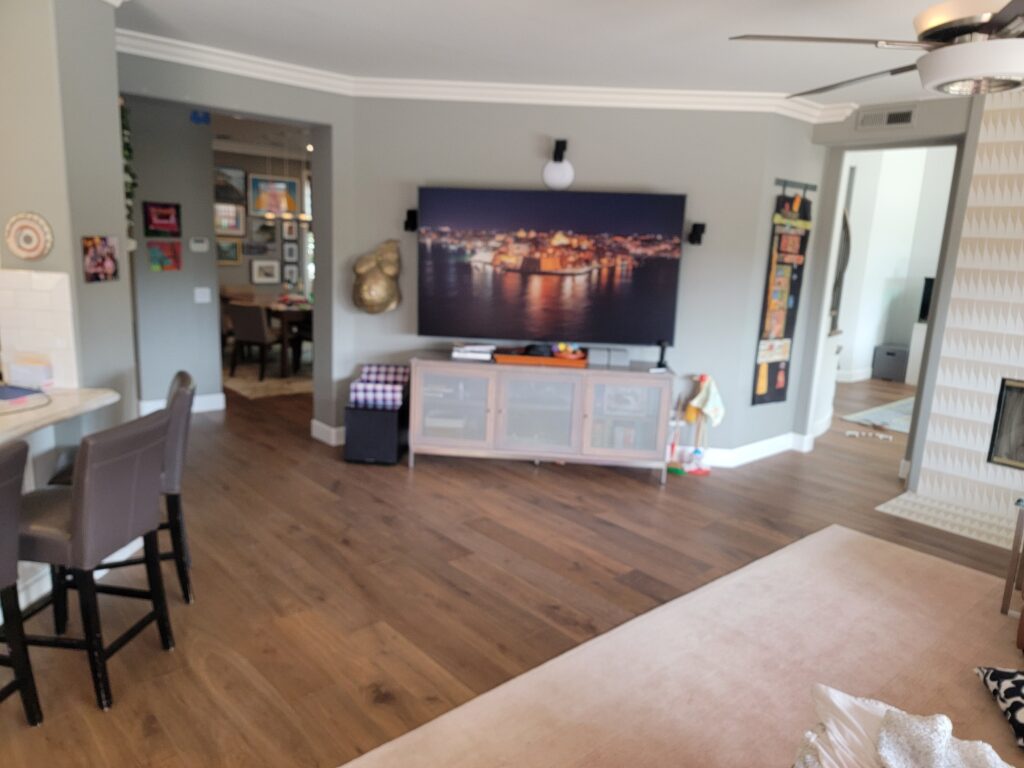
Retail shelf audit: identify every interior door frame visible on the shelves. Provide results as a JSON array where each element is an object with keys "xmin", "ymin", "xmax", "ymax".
[{"xmin": 795, "ymin": 95, "xmax": 986, "ymax": 490}]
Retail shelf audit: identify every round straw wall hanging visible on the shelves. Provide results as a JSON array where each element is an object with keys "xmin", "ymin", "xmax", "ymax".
[{"xmin": 4, "ymin": 212, "xmax": 54, "ymax": 260}]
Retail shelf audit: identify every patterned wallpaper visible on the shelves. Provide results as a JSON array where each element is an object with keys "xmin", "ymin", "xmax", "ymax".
[{"xmin": 915, "ymin": 91, "xmax": 1024, "ymax": 536}]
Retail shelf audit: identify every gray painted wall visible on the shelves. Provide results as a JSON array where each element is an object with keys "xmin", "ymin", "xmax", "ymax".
[
  {"xmin": 348, "ymin": 99, "xmax": 826, "ymax": 448},
  {"xmin": 1, "ymin": 0, "xmax": 135, "ymax": 428},
  {"xmin": 117, "ymin": 53, "xmax": 827, "ymax": 449},
  {"xmin": 127, "ymin": 96, "xmax": 222, "ymax": 402}
]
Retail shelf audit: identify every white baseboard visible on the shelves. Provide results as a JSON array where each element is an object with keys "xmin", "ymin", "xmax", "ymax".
[
  {"xmin": 311, "ymin": 419, "xmax": 346, "ymax": 446},
  {"xmin": 691, "ymin": 432, "xmax": 816, "ymax": 469},
  {"xmin": 811, "ymin": 410, "xmax": 834, "ymax": 438},
  {"xmin": 2, "ymin": 538, "xmax": 144, "ymax": 626},
  {"xmin": 835, "ymin": 368, "xmax": 872, "ymax": 383},
  {"xmin": 139, "ymin": 391, "xmax": 226, "ymax": 416}
]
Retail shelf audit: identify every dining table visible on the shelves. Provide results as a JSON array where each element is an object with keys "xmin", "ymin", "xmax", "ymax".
[{"xmin": 266, "ymin": 302, "xmax": 313, "ymax": 378}]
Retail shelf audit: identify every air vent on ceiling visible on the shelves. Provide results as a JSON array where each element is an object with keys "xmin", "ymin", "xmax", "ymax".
[{"xmin": 856, "ymin": 106, "xmax": 916, "ymax": 130}]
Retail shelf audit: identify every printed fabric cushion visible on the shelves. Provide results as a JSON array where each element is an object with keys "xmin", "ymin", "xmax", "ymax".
[{"xmin": 976, "ymin": 667, "xmax": 1024, "ymax": 748}]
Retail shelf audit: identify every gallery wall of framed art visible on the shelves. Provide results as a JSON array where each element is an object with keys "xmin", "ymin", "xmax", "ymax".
[{"xmin": 212, "ymin": 156, "xmax": 313, "ymax": 295}]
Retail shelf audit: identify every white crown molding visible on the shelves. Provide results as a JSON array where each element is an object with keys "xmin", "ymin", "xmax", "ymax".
[{"xmin": 115, "ymin": 29, "xmax": 857, "ymax": 124}]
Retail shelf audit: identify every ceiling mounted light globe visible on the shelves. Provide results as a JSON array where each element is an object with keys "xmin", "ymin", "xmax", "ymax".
[
  {"xmin": 542, "ymin": 160, "xmax": 575, "ymax": 191},
  {"xmin": 917, "ymin": 39, "xmax": 1024, "ymax": 94}
]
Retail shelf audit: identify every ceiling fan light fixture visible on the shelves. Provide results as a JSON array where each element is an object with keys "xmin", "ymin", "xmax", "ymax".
[{"xmin": 917, "ymin": 38, "xmax": 1024, "ymax": 94}]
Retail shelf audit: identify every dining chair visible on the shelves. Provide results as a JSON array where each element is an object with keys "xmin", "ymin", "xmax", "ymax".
[
  {"xmin": 227, "ymin": 302, "xmax": 284, "ymax": 381},
  {"xmin": 0, "ymin": 441, "xmax": 43, "ymax": 726},
  {"xmin": 18, "ymin": 410, "xmax": 174, "ymax": 711}
]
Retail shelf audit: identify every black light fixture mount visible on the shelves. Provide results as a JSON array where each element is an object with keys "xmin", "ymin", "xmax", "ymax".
[{"xmin": 687, "ymin": 223, "xmax": 706, "ymax": 245}]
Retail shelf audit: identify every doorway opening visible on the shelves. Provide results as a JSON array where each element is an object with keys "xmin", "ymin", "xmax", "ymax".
[
  {"xmin": 812, "ymin": 144, "xmax": 958, "ymax": 475},
  {"xmin": 212, "ymin": 112, "xmax": 316, "ymax": 404}
]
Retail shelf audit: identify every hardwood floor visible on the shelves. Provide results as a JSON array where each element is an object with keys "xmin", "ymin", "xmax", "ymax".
[{"xmin": 0, "ymin": 381, "xmax": 1007, "ymax": 766}]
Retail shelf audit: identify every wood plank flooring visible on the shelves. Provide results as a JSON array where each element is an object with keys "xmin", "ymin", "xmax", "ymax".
[{"xmin": 0, "ymin": 380, "xmax": 1008, "ymax": 766}]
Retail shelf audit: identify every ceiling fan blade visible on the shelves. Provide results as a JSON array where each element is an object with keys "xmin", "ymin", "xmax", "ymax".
[
  {"xmin": 983, "ymin": 0, "xmax": 1024, "ymax": 35},
  {"xmin": 787, "ymin": 64, "xmax": 919, "ymax": 99},
  {"xmin": 730, "ymin": 34, "xmax": 940, "ymax": 51}
]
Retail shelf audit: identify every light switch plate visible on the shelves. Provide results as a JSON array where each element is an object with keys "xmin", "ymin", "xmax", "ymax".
[{"xmin": 193, "ymin": 286, "xmax": 212, "ymax": 304}]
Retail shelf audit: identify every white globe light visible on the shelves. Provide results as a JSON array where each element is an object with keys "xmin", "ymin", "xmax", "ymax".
[{"xmin": 542, "ymin": 160, "xmax": 575, "ymax": 190}]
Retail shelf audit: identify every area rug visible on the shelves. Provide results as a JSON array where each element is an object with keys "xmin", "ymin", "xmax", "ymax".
[
  {"xmin": 878, "ymin": 491, "xmax": 1016, "ymax": 548},
  {"xmin": 343, "ymin": 526, "xmax": 1020, "ymax": 768},
  {"xmin": 222, "ymin": 365, "xmax": 313, "ymax": 399},
  {"xmin": 842, "ymin": 396, "xmax": 915, "ymax": 433}
]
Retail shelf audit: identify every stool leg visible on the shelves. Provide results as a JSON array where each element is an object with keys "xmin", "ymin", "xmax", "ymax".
[
  {"xmin": 51, "ymin": 566, "xmax": 68, "ymax": 635},
  {"xmin": 0, "ymin": 586, "xmax": 43, "ymax": 726},
  {"xmin": 144, "ymin": 531, "xmax": 175, "ymax": 650},
  {"xmin": 75, "ymin": 570, "xmax": 112, "ymax": 710},
  {"xmin": 166, "ymin": 494, "xmax": 194, "ymax": 604}
]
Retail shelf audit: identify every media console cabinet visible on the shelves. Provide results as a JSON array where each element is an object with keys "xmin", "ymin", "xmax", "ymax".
[{"xmin": 409, "ymin": 357, "xmax": 674, "ymax": 483}]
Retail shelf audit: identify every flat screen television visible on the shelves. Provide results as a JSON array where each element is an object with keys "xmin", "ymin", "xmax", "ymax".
[{"xmin": 417, "ymin": 187, "xmax": 685, "ymax": 345}]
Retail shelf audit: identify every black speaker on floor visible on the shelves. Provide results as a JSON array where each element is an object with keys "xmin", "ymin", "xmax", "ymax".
[{"xmin": 344, "ymin": 407, "xmax": 407, "ymax": 464}]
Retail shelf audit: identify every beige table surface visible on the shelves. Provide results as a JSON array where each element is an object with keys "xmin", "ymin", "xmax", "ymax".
[{"xmin": 0, "ymin": 387, "xmax": 121, "ymax": 444}]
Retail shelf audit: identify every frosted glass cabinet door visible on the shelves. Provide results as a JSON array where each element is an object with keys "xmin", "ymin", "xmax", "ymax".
[
  {"xmin": 414, "ymin": 366, "xmax": 495, "ymax": 448},
  {"xmin": 496, "ymin": 372, "xmax": 582, "ymax": 454},
  {"xmin": 583, "ymin": 377, "xmax": 670, "ymax": 460}
]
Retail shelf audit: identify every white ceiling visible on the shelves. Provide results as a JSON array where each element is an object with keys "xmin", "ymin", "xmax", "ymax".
[{"xmin": 116, "ymin": 0, "xmax": 959, "ymax": 106}]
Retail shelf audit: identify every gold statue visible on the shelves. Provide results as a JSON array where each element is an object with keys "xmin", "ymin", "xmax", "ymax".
[{"xmin": 353, "ymin": 239, "xmax": 401, "ymax": 314}]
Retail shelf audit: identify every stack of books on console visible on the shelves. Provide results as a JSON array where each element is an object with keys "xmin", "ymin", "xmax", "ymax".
[{"xmin": 451, "ymin": 344, "xmax": 495, "ymax": 362}]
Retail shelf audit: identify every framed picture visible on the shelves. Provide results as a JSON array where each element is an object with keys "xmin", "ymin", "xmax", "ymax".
[
  {"xmin": 143, "ymin": 202, "xmax": 182, "ymax": 237},
  {"xmin": 282, "ymin": 241, "xmax": 299, "ymax": 263},
  {"xmin": 988, "ymin": 378, "xmax": 1024, "ymax": 470},
  {"xmin": 214, "ymin": 203, "xmax": 245, "ymax": 236},
  {"xmin": 281, "ymin": 220, "xmax": 298, "ymax": 241},
  {"xmin": 216, "ymin": 238, "xmax": 243, "ymax": 265},
  {"xmin": 249, "ymin": 217, "xmax": 276, "ymax": 245},
  {"xmin": 250, "ymin": 259, "xmax": 281, "ymax": 284},
  {"xmin": 248, "ymin": 174, "xmax": 300, "ymax": 216},
  {"xmin": 283, "ymin": 263, "xmax": 300, "ymax": 285},
  {"xmin": 214, "ymin": 167, "xmax": 246, "ymax": 205},
  {"xmin": 147, "ymin": 241, "xmax": 182, "ymax": 272},
  {"xmin": 81, "ymin": 236, "xmax": 119, "ymax": 283}
]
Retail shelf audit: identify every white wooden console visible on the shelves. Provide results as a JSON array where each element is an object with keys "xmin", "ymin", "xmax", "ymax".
[{"xmin": 409, "ymin": 357, "xmax": 674, "ymax": 482}]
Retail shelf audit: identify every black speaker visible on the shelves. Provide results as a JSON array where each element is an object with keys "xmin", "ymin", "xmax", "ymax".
[
  {"xmin": 344, "ymin": 407, "xmax": 407, "ymax": 464},
  {"xmin": 687, "ymin": 223, "xmax": 706, "ymax": 245}
]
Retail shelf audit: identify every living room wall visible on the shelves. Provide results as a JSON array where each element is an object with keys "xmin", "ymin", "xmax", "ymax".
[
  {"xmin": 349, "ymin": 99, "xmax": 825, "ymax": 450},
  {"xmin": 117, "ymin": 53, "xmax": 826, "ymax": 451}
]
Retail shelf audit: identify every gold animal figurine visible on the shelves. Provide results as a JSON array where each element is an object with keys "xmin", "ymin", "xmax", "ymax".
[{"xmin": 353, "ymin": 239, "xmax": 401, "ymax": 314}]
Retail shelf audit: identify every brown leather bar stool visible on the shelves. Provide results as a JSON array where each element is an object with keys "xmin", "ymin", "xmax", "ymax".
[
  {"xmin": 51, "ymin": 371, "xmax": 197, "ymax": 604},
  {"xmin": 17, "ymin": 410, "xmax": 174, "ymax": 711},
  {"xmin": 0, "ymin": 442, "xmax": 42, "ymax": 726}
]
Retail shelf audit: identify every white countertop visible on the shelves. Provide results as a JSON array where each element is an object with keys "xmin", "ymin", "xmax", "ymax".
[{"xmin": 0, "ymin": 387, "xmax": 121, "ymax": 444}]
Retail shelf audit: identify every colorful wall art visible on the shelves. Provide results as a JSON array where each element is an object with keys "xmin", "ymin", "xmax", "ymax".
[
  {"xmin": 142, "ymin": 201, "xmax": 182, "ymax": 237},
  {"xmin": 752, "ymin": 183, "xmax": 814, "ymax": 405},
  {"xmin": 147, "ymin": 240, "xmax": 182, "ymax": 272},
  {"xmin": 248, "ymin": 174, "xmax": 299, "ymax": 216},
  {"xmin": 82, "ymin": 236, "xmax": 119, "ymax": 283}
]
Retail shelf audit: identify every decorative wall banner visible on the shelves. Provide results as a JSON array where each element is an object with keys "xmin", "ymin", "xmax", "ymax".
[{"xmin": 752, "ymin": 185, "xmax": 813, "ymax": 405}]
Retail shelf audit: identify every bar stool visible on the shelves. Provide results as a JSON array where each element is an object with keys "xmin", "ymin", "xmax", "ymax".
[
  {"xmin": 0, "ymin": 441, "xmax": 42, "ymax": 726},
  {"xmin": 51, "ymin": 371, "xmax": 197, "ymax": 603},
  {"xmin": 17, "ymin": 410, "xmax": 174, "ymax": 711}
]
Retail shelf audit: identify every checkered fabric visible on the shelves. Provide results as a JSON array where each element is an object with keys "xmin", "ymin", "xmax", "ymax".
[
  {"xmin": 349, "ymin": 382, "xmax": 404, "ymax": 410},
  {"xmin": 360, "ymin": 364, "xmax": 410, "ymax": 385}
]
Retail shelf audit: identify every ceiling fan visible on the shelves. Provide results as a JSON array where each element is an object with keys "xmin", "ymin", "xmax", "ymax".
[{"xmin": 733, "ymin": 0, "xmax": 1024, "ymax": 98}]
